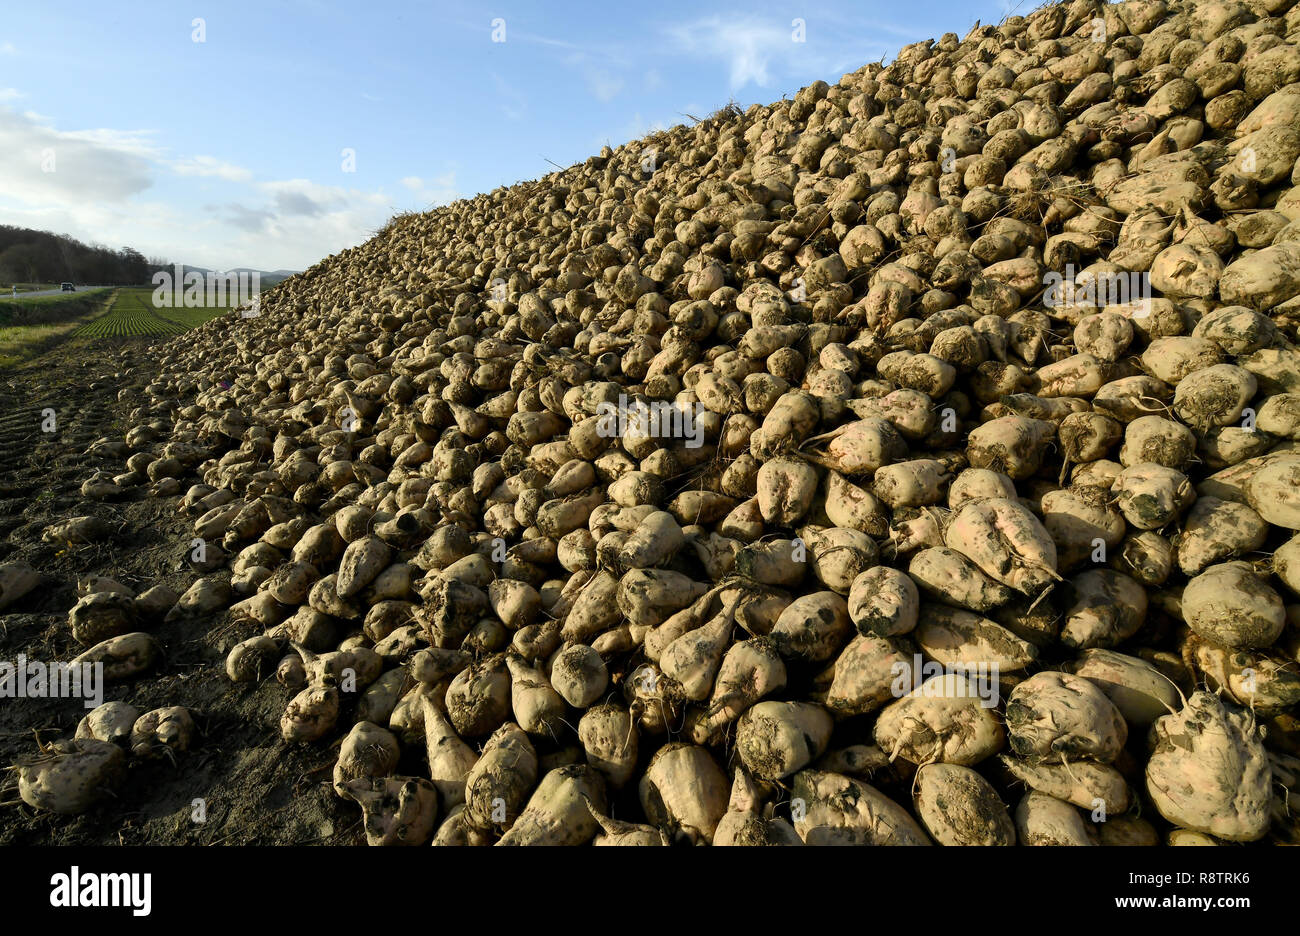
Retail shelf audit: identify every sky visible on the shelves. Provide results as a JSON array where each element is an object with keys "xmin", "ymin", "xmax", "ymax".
[{"xmin": 0, "ymin": 0, "xmax": 1028, "ymax": 272}]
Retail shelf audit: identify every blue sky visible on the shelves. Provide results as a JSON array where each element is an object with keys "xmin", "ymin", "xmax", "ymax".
[{"xmin": 0, "ymin": 0, "xmax": 1024, "ymax": 272}]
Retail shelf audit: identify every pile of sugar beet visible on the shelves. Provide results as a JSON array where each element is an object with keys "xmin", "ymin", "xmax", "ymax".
[{"xmin": 19, "ymin": 0, "xmax": 1300, "ymax": 846}]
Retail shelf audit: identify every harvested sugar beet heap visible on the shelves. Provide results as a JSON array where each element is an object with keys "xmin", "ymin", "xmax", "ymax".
[{"xmin": 22, "ymin": 0, "xmax": 1300, "ymax": 845}]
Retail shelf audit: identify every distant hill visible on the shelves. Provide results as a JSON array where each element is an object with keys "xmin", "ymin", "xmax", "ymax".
[{"xmin": 231, "ymin": 268, "xmax": 298, "ymax": 285}]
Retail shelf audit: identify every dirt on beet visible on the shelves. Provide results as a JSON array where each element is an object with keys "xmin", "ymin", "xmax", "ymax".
[{"xmin": 0, "ymin": 333, "xmax": 365, "ymax": 845}]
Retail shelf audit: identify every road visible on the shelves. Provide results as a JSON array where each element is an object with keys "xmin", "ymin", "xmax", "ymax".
[{"xmin": 0, "ymin": 285, "xmax": 112, "ymax": 300}]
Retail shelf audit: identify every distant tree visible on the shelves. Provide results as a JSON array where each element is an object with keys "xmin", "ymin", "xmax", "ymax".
[{"xmin": 119, "ymin": 247, "xmax": 149, "ymax": 284}]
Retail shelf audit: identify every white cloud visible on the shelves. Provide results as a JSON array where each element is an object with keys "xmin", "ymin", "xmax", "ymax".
[
  {"xmin": 665, "ymin": 13, "xmax": 906, "ymax": 90},
  {"xmin": 203, "ymin": 179, "xmax": 398, "ymax": 269},
  {"xmin": 0, "ymin": 102, "xmax": 449, "ymax": 271},
  {"xmin": 258, "ymin": 178, "xmax": 380, "ymax": 216},
  {"xmin": 0, "ymin": 105, "xmax": 156, "ymax": 205},
  {"xmin": 0, "ymin": 88, "xmax": 20, "ymax": 101},
  {"xmin": 171, "ymin": 155, "xmax": 252, "ymax": 182},
  {"xmin": 400, "ymin": 172, "xmax": 459, "ymax": 206},
  {"xmin": 666, "ymin": 16, "xmax": 792, "ymax": 88},
  {"xmin": 0, "ymin": 42, "xmax": 15, "ymax": 55}
]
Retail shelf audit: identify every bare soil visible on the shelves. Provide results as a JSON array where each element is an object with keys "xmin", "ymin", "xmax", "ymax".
[{"xmin": 0, "ymin": 333, "xmax": 365, "ymax": 845}]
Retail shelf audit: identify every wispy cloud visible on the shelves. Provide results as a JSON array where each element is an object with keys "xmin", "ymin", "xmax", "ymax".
[
  {"xmin": 171, "ymin": 155, "xmax": 252, "ymax": 182},
  {"xmin": 0, "ymin": 42, "xmax": 15, "ymax": 55},
  {"xmin": 58, "ymin": 126, "xmax": 161, "ymax": 160},
  {"xmin": 453, "ymin": 18, "xmax": 581, "ymax": 50},
  {"xmin": 664, "ymin": 12, "xmax": 908, "ymax": 90},
  {"xmin": 584, "ymin": 67, "xmax": 624, "ymax": 102},
  {"xmin": 490, "ymin": 71, "xmax": 527, "ymax": 121},
  {"xmin": 809, "ymin": 8, "xmax": 931, "ymax": 40},
  {"xmin": 513, "ymin": 30, "xmax": 581, "ymax": 50},
  {"xmin": 665, "ymin": 16, "xmax": 792, "ymax": 88}
]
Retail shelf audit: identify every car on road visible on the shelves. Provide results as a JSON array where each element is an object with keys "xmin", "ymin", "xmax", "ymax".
[{"xmin": 60, "ymin": 282, "xmax": 75, "ymax": 292}]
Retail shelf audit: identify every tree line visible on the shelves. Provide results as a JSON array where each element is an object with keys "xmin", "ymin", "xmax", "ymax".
[{"xmin": 0, "ymin": 225, "xmax": 168, "ymax": 286}]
